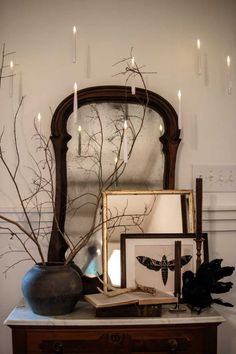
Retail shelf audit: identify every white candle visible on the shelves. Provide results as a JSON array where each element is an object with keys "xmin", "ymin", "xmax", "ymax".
[
  {"xmin": 131, "ymin": 56, "xmax": 135, "ymax": 68},
  {"xmin": 73, "ymin": 26, "xmax": 77, "ymax": 63},
  {"xmin": 73, "ymin": 82, "xmax": 78, "ymax": 123},
  {"xmin": 227, "ymin": 55, "xmax": 232, "ymax": 95},
  {"xmin": 37, "ymin": 113, "xmax": 42, "ymax": 146},
  {"xmin": 78, "ymin": 125, "xmax": 82, "ymax": 155},
  {"xmin": 131, "ymin": 56, "xmax": 136, "ymax": 95},
  {"xmin": 123, "ymin": 120, "xmax": 128, "ymax": 163},
  {"xmin": 196, "ymin": 39, "xmax": 201, "ymax": 76},
  {"xmin": 178, "ymin": 90, "xmax": 182, "ymax": 129},
  {"xmin": 9, "ymin": 60, "xmax": 14, "ymax": 97},
  {"xmin": 159, "ymin": 123, "xmax": 163, "ymax": 136}
]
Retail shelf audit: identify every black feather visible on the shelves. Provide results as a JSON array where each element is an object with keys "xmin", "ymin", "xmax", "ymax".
[{"xmin": 182, "ymin": 259, "xmax": 234, "ymax": 313}]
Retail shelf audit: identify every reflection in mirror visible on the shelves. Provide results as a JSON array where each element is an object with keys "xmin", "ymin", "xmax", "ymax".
[
  {"xmin": 49, "ymin": 85, "xmax": 181, "ymax": 263},
  {"xmin": 65, "ymin": 103, "xmax": 164, "ymax": 271},
  {"xmin": 102, "ymin": 190, "xmax": 195, "ymax": 289}
]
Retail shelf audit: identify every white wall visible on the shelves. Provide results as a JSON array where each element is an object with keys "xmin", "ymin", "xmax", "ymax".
[{"xmin": 0, "ymin": 0, "xmax": 236, "ymax": 353}]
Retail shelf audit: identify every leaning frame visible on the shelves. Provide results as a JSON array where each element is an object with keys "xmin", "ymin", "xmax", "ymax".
[{"xmin": 102, "ymin": 189, "xmax": 195, "ymax": 293}]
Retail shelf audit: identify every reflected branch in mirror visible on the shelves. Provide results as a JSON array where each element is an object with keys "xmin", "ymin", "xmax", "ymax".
[{"xmin": 50, "ymin": 86, "xmax": 180, "ymax": 261}]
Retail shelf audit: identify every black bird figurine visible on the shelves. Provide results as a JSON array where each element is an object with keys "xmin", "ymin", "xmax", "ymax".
[{"xmin": 182, "ymin": 258, "xmax": 234, "ymax": 313}]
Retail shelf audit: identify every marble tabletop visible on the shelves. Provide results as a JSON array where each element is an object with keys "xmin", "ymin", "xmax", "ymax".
[{"xmin": 4, "ymin": 300, "xmax": 225, "ymax": 327}]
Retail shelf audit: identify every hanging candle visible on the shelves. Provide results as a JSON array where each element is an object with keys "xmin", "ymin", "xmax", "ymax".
[
  {"xmin": 177, "ymin": 90, "xmax": 182, "ymax": 129},
  {"xmin": 9, "ymin": 60, "xmax": 14, "ymax": 97},
  {"xmin": 227, "ymin": 55, "xmax": 232, "ymax": 95},
  {"xmin": 37, "ymin": 112, "xmax": 42, "ymax": 147},
  {"xmin": 37, "ymin": 113, "xmax": 41, "ymax": 134},
  {"xmin": 72, "ymin": 26, "xmax": 77, "ymax": 63},
  {"xmin": 73, "ymin": 82, "xmax": 78, "ymax": 123},
  {"xmin": 196, "ymin": 39, "xmax": 202, "ymax": 76},
  {"xmin": 159, "ymin": 123, "xmax": 163, "ymax": 136}
]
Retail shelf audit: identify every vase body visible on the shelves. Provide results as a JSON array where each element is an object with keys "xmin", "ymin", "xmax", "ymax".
[{"xmin": 22, "ymin": 263, "xmax": 83, "ymax": 316}]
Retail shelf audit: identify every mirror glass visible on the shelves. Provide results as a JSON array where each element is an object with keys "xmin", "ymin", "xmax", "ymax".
[
  {"xmin": 102, "ymin": 190, "xmax": 195, "ymax": 288},
  {"xmin": 65, "ymin": 102, "xmax": 164, "ymax": 271},
  {"xmin": 49, "ymin": 85, "xmax": 181, "ymax": 263}
]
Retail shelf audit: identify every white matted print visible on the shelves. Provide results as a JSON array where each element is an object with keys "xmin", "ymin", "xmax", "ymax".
[{"xmin": 122, "ymin": 235, "xmax": 196, "ymax": 294}]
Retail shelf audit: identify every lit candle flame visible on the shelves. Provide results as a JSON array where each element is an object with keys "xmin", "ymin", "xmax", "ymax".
[
  {"xmin": 197, "ymin": 39, "xmax": 201, "ymax": 49},
  {"xmin": 78, "ymin": 125, "xmax": 82, "ymax": 132},
  {"xmin": 9, "ymin": 60, "xmax": 14, "ymax": 98},
  {"xmin": 131, "ymin": 56, "xmax": 135, "ymax": 67},
  {"xmin": 124, "ymin": 120, "xmax": 128, "ymax": 130},
  {"xmin": 74, "ymin": 82, "xmax": 77, "ymax": 91},
  {"xmin": 226, "ymin": 56, "xmax": 232, "ymax": 94},
  {"xmin": 178, "ymin": 90, "xmax": 181, "ymax": 101},
  {"xmin": 73, "ymin": 26, "xmax": 77, "ymax": 34},
  {"xmin": 177, "ymin": 90, "xmax": 182, "ymax": 130},
  {"xmin": 37, "ymin": 112, "xmax": 41, "ymax": 123},
  {"xmin": 114, "ymin": 156, "xmax": 118, "ymax": 164}
]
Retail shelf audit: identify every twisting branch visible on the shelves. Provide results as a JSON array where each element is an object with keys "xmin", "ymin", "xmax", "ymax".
[
  {"xmin": 1, "ymin": 48, "xmax": 156, "ymax": 274},
  {"xmin": 0, "ymin": 97, "xmax": 61, "ymax": 265},
  {"xmin": 64, "ymin": 50, "xmax": 156, "ymax": 265}
]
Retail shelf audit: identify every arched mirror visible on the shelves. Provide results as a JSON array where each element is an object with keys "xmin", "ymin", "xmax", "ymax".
[{"xmin": 48, "ymin": 86, "xmax": 181, "ymax": 263}]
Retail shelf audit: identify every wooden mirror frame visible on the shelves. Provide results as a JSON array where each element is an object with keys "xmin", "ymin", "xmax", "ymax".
[{"xmin": 48, "ymin": 85, "xmax": 181, "ymax": 261}]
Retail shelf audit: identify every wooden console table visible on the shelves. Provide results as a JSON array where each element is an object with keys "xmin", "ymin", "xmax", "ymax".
[{"xmin": 4, "ymin": 301, "xmax": 224, "ymax": 354}]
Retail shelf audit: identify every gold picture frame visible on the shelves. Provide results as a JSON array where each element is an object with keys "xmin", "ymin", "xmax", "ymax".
[{"xmin": 102, "ymin": 189, "xmax": 195, "ymax": 292}]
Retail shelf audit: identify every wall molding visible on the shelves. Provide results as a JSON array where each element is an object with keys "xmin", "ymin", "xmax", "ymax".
[
  {"xmin": 203, "ymin": 206, "xmax": 236, "ymax": 232},
  {"xmin": 0, "ymin": 206, "xmax": 235, "ymax": 234},
  {"xmin": 0, "ymin": 208, "xmax": 53, "ymax": 235}
]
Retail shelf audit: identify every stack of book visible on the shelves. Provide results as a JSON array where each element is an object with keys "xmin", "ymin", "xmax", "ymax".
[{"xmin": 85, "ymin": 290, "xmax": 177, "ymax": 317}]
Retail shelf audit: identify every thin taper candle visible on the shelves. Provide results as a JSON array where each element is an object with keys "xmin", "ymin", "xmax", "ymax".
[
  {"xmin": 178, "ymin": 90, "xmax": 182, "ymax": 129},
  {"xmin": 37, "ymin": 113, "xmax": 41, "ymax": 134},
  {"xmin": 174, "ymin": 240, "xmax": 181, "ymax": 297},
  {"xmin": 9, "ymin": 60, "xmax": 14, "ymax": 97},
  {"xmin": 197, "ymin": 39, "xmax": 202, "ymax": 75},
  {"xmin": 73, "ymin": 26, "xmax": 77, "ymax": 63},
  {"xmin": 37, "ymin": 112, "xmax": 42, "ymax": 147},
  {"xmin": 196, "ymin": 177, "xmax": 203, "ymax": 239},
  {"xmin": 227, "ymin": 55, "xmax": 232, "ymax": 95}
]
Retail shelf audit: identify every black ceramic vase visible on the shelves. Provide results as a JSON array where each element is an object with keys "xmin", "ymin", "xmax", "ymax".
[{"xmin": 21, "ymin": 263, "xmax": 83, "ymax": 316}]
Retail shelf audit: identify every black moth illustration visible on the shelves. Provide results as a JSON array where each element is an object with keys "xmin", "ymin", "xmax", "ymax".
[{"xmin": 136, "ymin": 254, "xmax": 192, "ymax": 286}]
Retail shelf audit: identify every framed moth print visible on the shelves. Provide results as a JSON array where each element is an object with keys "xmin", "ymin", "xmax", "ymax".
[{"xmin": 120, "ymin": 233, "xmax": 208, "ymax": 294}]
